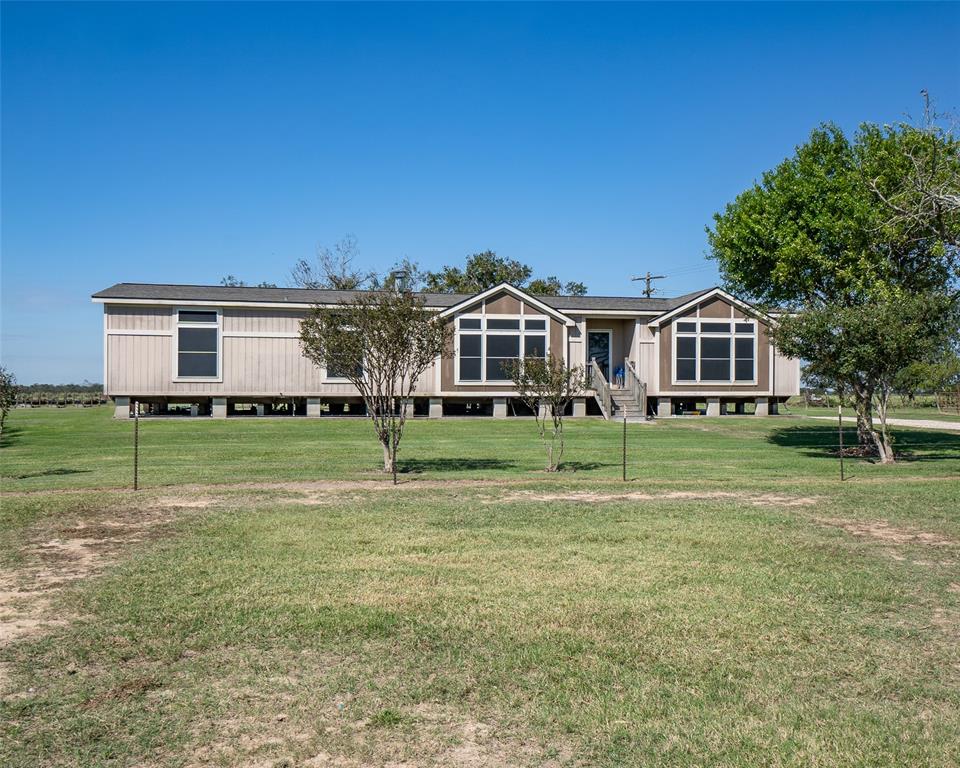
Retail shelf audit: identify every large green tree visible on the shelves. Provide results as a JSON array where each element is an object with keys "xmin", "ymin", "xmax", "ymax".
[
  {"xmin": 424, "ymin": 251, "xmax": 587, "ymax": 296},
  {"xmin": 709, "ymin": 115, "xmax": 960, "ymax": 461}
]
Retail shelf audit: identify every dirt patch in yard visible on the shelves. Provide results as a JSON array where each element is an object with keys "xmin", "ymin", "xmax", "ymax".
[
  {"xmin": 814, "ymin": 517, "xmax": 957, "ymax": 547},
  {"xmin": 0, "ymin": 501, "xmax": 192, "ymax": 694},
  {"xmin": 491, "ymin": 490, "xmax": 819, "ymax": 508},
  {"xmin": 189, "ymin": 697, "xmax": 571, "ymax": 768}
]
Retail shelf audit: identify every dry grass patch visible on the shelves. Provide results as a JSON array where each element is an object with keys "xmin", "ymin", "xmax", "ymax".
[
  {"xmin": 0, "ymin": 494, "xmax": 211, "ymax": 694},
  {"xmin": 492, "ymin": 489, "xmax": 820, "ymax": 508},
  {"xmin": 814, "ymin": 517, "xmax": 958, "ymax": 547}
]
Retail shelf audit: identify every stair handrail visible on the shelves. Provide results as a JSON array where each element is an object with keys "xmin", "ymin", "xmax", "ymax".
[
  {"xmin": 589, "ymin": 357, "xmax": 612, "ymax": 419},
  {"xmin": 625, "ymin": 359, "xmax": 648, "ymax": 419}
]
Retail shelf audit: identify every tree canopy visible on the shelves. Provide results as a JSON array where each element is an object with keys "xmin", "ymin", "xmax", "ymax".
[
  {"xmin": 708, "ymin": 111, "xmax": 960, "ymax": 462},
  {"xmin": 708, "ymin": 120, "xmax": 959, "ymax": 307},
  {"xmin": 423, "ymin": 251, "xmax": 587, "ymax": 296}
]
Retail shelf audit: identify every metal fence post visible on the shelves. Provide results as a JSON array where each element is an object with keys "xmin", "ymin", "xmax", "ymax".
[
  {"xmin": 838, "ymin": 403, "xmax": 844, "ymax": 482},
  {"xmin": 622, "ymin": 412, "xmax": 627, "ymax": 482},
  {"xmin": 133, "ymin": 400, "xmax": 140, "ymax": 491}
]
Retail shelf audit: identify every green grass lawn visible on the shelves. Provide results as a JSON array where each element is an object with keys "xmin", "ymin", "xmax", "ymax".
[
  {"xmin": 786, "ymin": 401, "xmax": 960, "ymax": 423},
  {"xmin": 2, "ymin": 407, "xmax": 959, "ymax": 767}
]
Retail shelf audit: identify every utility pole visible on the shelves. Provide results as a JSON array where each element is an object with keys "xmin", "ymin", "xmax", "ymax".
[{"xmin": 631, "ymin": 272, "xmax": 666, "ymax": 298}]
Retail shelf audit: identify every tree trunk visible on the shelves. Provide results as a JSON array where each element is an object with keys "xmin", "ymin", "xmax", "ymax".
[
  {"xmin": 853, "ymin": 383, "xmax": 896, "ymax": 463},
  {"xmin": 382, "ymin": 441, "xmax": 395, "ymax": 474},
  {"xmin": 874, "ymin": 389, "xmax": 896, "ymax": 465},
  {"xmin": 852, "ymin": 385, "xmax": 877, "ymax": 455}
]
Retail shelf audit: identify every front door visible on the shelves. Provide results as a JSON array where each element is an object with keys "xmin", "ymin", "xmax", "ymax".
[{"xmin": 588, "ymin": 331, "xmax": 612, "ymax": 382}]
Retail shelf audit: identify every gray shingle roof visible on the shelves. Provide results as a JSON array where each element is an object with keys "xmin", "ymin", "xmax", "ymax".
[{"xmin": 92, "ymin": 282, "xmax": 715, "ymax": 314}]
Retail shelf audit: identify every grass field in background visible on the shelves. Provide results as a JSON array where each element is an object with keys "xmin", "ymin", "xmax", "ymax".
[{"xmin": 2, "ymin": 407, "xmax": 959, "ymax": 767}]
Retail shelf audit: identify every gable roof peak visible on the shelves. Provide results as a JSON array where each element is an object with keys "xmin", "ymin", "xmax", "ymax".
[{"xmin": 437, "ymin": 281, "xmax": 576, "ymax": 326}]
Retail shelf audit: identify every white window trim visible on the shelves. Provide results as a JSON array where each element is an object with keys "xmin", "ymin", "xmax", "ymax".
[
  {"xmin": 454, "ymin": 313, "xmax": 550, "ymax": 385},
  {"xmin": 172, "ymin": 307, "xmax": 223, "ymax": 383},
  {"xmin": 671, "ymin": 318, "xmax": 757, "ymax": 386}
]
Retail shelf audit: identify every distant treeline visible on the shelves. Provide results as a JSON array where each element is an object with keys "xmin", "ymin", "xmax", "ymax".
[
  {"xmin": 16, "ymin": 383, "xmax": 107, "ymax": 407},
  {"xmin": 19, "ymin": 382, "xmax": 103, "ymax": 393}
]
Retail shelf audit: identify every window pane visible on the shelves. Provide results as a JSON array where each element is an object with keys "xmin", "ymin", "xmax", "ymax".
[
  {"xmin": 458, "ymin": 317, "xmax": 481, "ymax": 330},
  {"xmin": 486, "ymin": 334, "xmax": 519, "ymax": 357},
  {"xmin": 735, "ymin": 322, "xmax": 754, "ymax": 334},
  {"xmin": 677, "ymin": 337, "xmax": 696, "ymax": 358},
  {"xmin": 179, "ymin": 327, "xmax": 217, "ymax": 352},
  {"xmin": 328, "ymin": 362, "xmax": 362, "ymax": 379},
  {"xmin": 701, "ymin": 359, "xmax": 731, "ymax": 380},
  {"xmin": 524, "ymin": 318, "xmax": 546, "ymax": 330},
  {"xmin": 178, "ymin": 352, "xmax": 217, "ymax": 377},
  {"xmin": 524, "ymin": 335, "xmax": 546, "ymax": 357},
  {"xmin": 700, "ymin": 337, "xmax": 729, "ymax": 359},
  {"xmin": 178, "ymin": 310, "xmax": 217, "ymax": 324},
  {"xmin": 486, "ymin": 318, "xmax": 520, "ymax": 330},
  {"xmin": 735, "ymin": 359, "xmax": 754, "ymax": 381},
  {"xmin": 486, "ymin": 358, "xmax": 514, "ymax": 380},
  {"xmin": 460, "ymin": 334, "xmax": 481, "ymax": 357},
  {"xmin": 459, "ymin": 357, "xmax": 482, "ymax": 381},
  {"xmin": 676, "ymin": 359, "xmax": 696, "ymax": 381},
  {"xmin": 735, "ymin": 338, "xmax": 754, "ymax": 358},
  {"xmin": 701, "ymin": 322, "xmax": 731, "ymax": 333},
  {"xmin": 676, "ymin": 321, "xmax": 696, "ymax": 333}
]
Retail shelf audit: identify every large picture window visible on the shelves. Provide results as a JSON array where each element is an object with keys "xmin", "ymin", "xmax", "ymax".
[
  {"xmin": 175, "ymin": 309, "xmax": 220, "ymax": 380},
  {"xmin": 457, "ymin": 315, "xmax": 548, "ymax": 383},
  {"xmin": 674, "ymin": 319, "xmax": 756, "ymax": 384}
]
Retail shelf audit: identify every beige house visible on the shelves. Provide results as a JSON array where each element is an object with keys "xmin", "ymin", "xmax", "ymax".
[{"xmin": 92, "ymin": 282, "xmax": 800, "ymax": 419}]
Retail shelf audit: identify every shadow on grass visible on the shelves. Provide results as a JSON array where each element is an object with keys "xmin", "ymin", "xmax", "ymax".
[
  {"xmin": 768, "ymin": 424, "xmax": 960, "ymax": 461},
  {"xmin": 559, "ymin": 461, "xmax": 613, "ymax": 471},
  {"xmin": 400, "ymin": 458, "xmax": 517, "ymax": 474},
  {"xmin": 0, "ymin": 425, "xmax": 24, "ymax": 447},
  {"xmin": 11, "ymin": 468, "xmax": 94, "ymax": 480}
]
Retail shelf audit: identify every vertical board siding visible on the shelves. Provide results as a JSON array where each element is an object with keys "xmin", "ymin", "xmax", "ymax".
[{"xmin": 107, "ymin": 306, "xmax": 172, "ymax": 331}]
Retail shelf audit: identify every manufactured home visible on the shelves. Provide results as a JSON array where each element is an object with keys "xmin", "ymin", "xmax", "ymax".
[{"xmin": 92, "ymin": 282, "xmax": 800, "ymax": 419}]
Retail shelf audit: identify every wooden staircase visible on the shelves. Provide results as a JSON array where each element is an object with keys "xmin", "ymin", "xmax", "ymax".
[
  {"xmin": 611, "ymin": 388, "xmax": 645, "ymax": 420},
  {"xmin": 589, "ymin": 357, "xmax": 648, "ymax": 421}
]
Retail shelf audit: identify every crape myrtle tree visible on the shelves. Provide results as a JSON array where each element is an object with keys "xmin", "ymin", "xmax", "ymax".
[
  {"xmin": 0, "ymin": 366, "xmax": 19, "ymax": 444},
  {"xmin": 709, "ymin": 111, "xmax": 960, "ymax": 461},
  {"xmin": 505, "ymin": 353, "xmax": 583, "ymax": 472},
  {"xmin": 299, "ymin": 287, "xmax": 450, "ymax": 482}
]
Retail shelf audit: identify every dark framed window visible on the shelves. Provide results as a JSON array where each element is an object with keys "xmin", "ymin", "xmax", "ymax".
[
  {"xmin": 676, "ymin": 336, "xmax": 697, "ymax": 381},
  {"xmin": 178, "ymin": 310, "xmax": 218, "ymax": 324},
  {"xmin": 456, "ymin": 315, "xmax": 549, "ymax": 383},
  {"xmin": 485, "ymin": 334, "xmax": 520, "ymax": 380},
  {"xmin": 524, "ymin": 334, "xmax": 547, "ymax": 357},
  {"xmin": 458, "ymin": 332, "xmax": 482, "ymax": 381},
  {"xmin": 176, "ymin": 309, "xmax": 219, "ymax": 379},
  {"xmin": 735, "ymin": 337, "xmax": 754, "ymax": 381},
  {"xmin": 674, "ymin": 318, "xmax": 757, "ymax": 383},
  {"xmin": 700, "ymin": 337, "xmax": 731, "ymax": 381}
]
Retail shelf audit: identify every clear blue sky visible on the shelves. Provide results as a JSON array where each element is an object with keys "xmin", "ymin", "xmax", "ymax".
[{"xmin": 2, "ymin": 2, "xmax": 958, "ymax": 383}]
